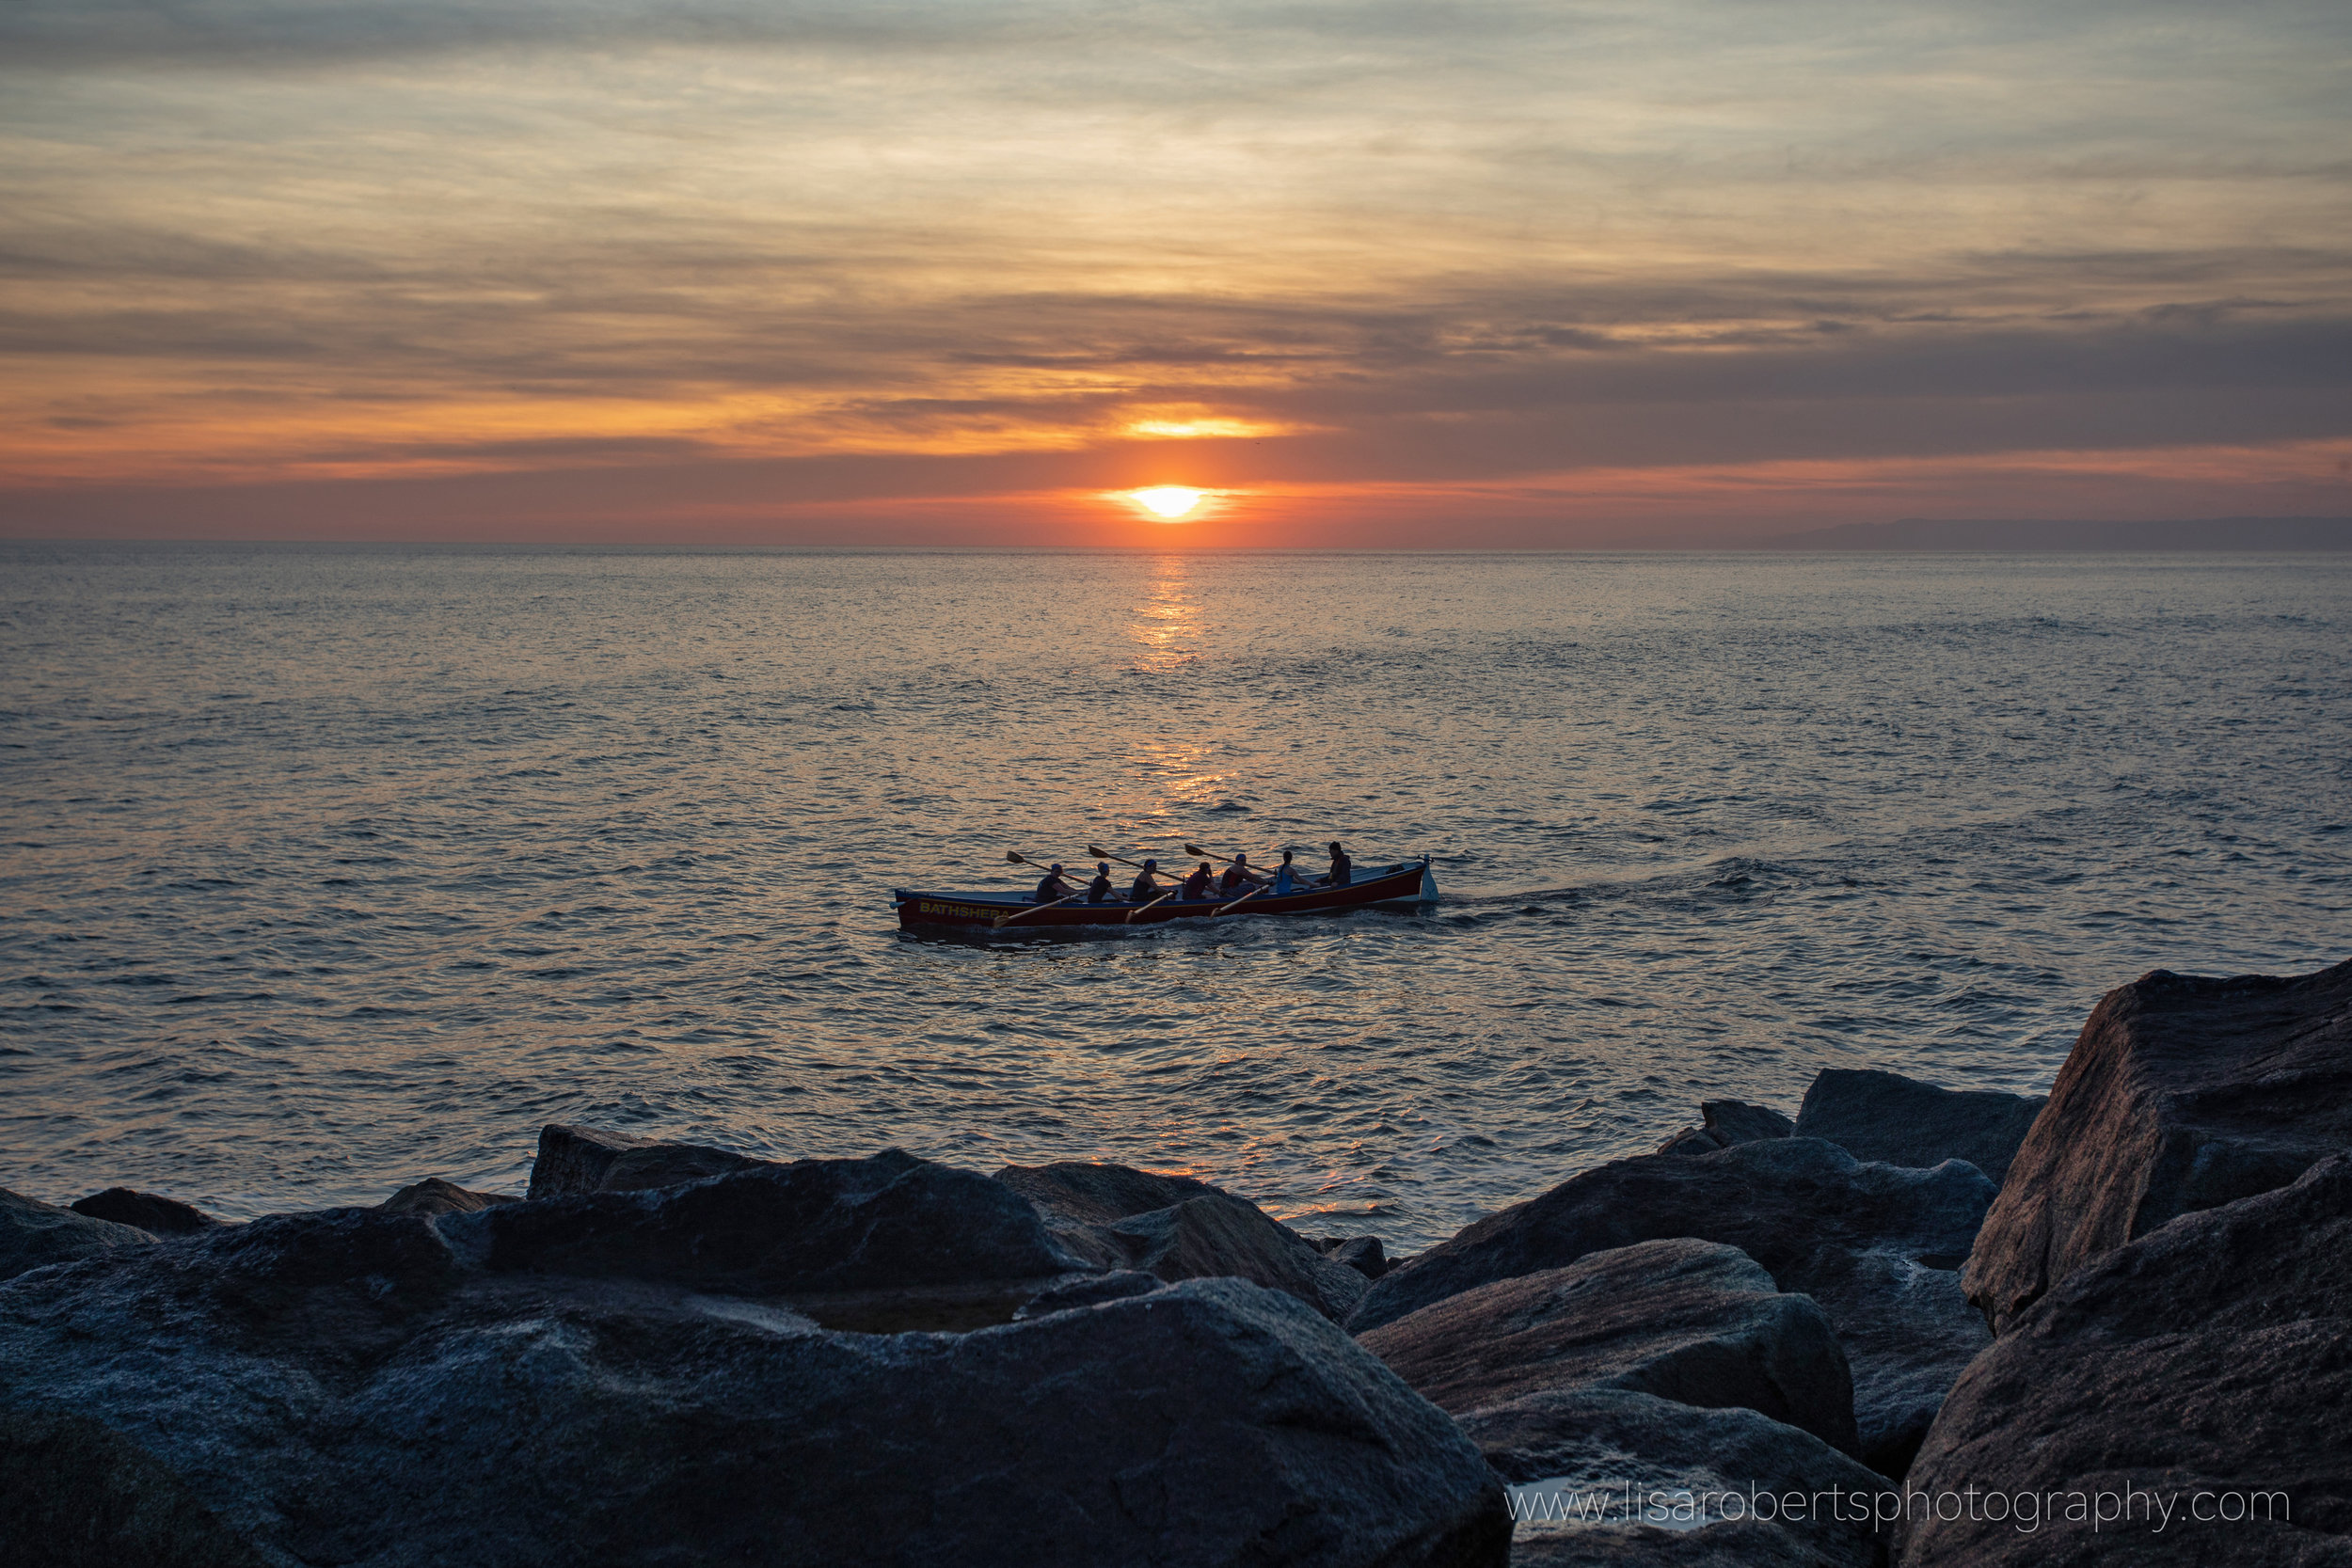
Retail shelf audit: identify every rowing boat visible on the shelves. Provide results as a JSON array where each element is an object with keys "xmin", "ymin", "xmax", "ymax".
[{"xmin": 893, "ymin": 858, "xmax": 1438, "ymax": 933}]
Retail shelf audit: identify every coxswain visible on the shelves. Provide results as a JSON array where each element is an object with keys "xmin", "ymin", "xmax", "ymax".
[
  {"xmin": 1084, "ymin": 862, "xmax": 1115, "ymax": 903},
  {"xmin": 1218, "ymin": 853, "xmax": 1256, "ymax": 895},
  {"xmin": 1183, "ymin": 861, "xmax": 1215, "ymax": 900},
  {"xmin": 1324, "ymin": 841, "xmax": 1352, "ymax": 888},
  {"xmin": 1129, "ymin": 859, "xmax": 1162, "ymax": 901},
  {"xmin": 1034, "ymin": 863, "xmax": 1076, "ymax": 903}
]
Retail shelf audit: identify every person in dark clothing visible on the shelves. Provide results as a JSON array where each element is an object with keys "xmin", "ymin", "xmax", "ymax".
[
  {"xmin": 1129, "ymin": 859, "xmax": 1162, "ymax": 901},
  {"xmin": 1084, "ymin": 863, "xmax": 1115, "ymax": 903},
  {"xmin": 1217, "ymin": 853, "xmax": 1262, "ymax": 895},
  {"xmin": 1034, "ymin": 863, "xmax": 1075, "ymax": 903},
  {"xmin": 1182, "ymin": 862, "xmax": 1214, "ymax": 900},
  {"xmin": 1324, "ymin": 842, "xmax": 1352, "ymax": 888}
]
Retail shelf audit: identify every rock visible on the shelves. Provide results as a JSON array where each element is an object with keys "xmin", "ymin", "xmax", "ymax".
[
  {"xmin": 0, "ymin": 1408, "xmax": 271, "ymax": 1568},
  {"xmin": 0, "ymin": 1201, "xmax": 1511, "ymax": 1567},
  {"xmin": 1964, "ymin": 958, "xmax": 2352, "ymax": 1334},
  {"xmin": 1331, "ymin": 1235, "xmax": 1390, "ymax": 1279},
  {"xmin": 1013, "ymin": 1270, "xmax": 1164, "ymax": 1318},
  {"xmin": 0, "ymin": 1189, "xmax": 154, "ymax": 1284},
  {"xmin": 600, "ymin": 1142, "xmax": 764, "ymax": 1191},
  {"xmin": 1655, "ymin": 1126, "xmax": 1725, "ymax": 1158},
  {"xmin": 998, "ymin": 1161, "xmax": 1373, "ymax": 1323},
  {"xmin": 1358, "ymin": 1238, "xmax": 1861, "ymax": 1457},
  {"xmin": 993, "ymin": 1161, "xmax": 1224, "ymax": 1225},
  {"xmin": 1107, "ymin": 1196, "xmax": 1370, "ymax": 1322},
  {"xmin": 471, "ymin": 1148, "xmax": 1089, "ymax": 1296},
  {"xmin": 1795, "ymin": 1069, "xmax": 2045, "ymax": 1186},
  {"xmin": 1704, "ymin": 1100, "xmax": 1796, "ymax": 1147},
  {"xmin": 69, "ymin": 1188, "xmax": 227, "ymax": 1236},
  {"xmin": 1654, "ymin": 1101, "xmax": 1794, "ymax": 1159},
  {"xmin": 1903, "ymin": 1153, "xmax": 2352, "ymax": 1566},
  {"xmin": 526, "ymin": 1123, "xmax": 658, "ymax": 1197},
  {"xmin": 1781, "ymin": 1245, "xmax": 1988, "ymax": 1480},
  {"xmin": 526, "ymin": 1123, "xmax": 765, "ymax": 1199},
  {"xmin": 1348, "ymin": 1140, "xmax": 1995, "ymax": 1477},
  {"xmin": 374, "ymin": 1178, "xmax": 519, "ymax": 1217},
  {"xmin": 1468, "ymin": 1388, "xmax": 1894, "ymax": 1567}
]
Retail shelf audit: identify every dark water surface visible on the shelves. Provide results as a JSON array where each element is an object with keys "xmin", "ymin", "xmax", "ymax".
[{"xmin": 4, "ymin": 546, "xmax": 2347, "ymax": 1248}]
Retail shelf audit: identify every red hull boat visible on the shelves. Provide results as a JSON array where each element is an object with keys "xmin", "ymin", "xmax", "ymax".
[{"xmin": 894, "ymin": 857, "xmax": 1437, "ymax": 933}]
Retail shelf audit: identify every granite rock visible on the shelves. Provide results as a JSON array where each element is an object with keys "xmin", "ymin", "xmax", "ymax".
[
  {"xmin": 1348, "ymin": 1140, "xmax": 1995, "ymax": 1477},
  {"xmin": 374, "ymin": 1178, "xmax": 518, "ymax": 1217},
  {"xmin": 1468, "ymin": 1388, "xmax": 1893, "ymax": 1567},
  {"xmin": 1358, "ymin": 1238, "xmax": 1860, "ymax": 1457},
  {"xmin": 470, "ymin": 1148, "xmax": 1088, "ymax": 1296},
  {"xmin": 1905, "ymin": 1153, "xmax": 2352, "ymax": 1565},
  {"xmin": 69, "ymin": 1188, "xmax": 227, "ymax": 1237},
  {"xmin": 1, "ymin": 1189, "xmax": 155, "ymax": 1284},
  {"xmin": 1794, "ymin": 1069, "xmax": 2044, "ymax": 1186},
  {"xmin": 1964, "ymin": 958, "xmax": 2352, "ymax": 1334},
  {"xmin": 0, "ymin": 1201, "xmax": 1509, "ymax": 1568},
  {"xmin": 998, "ymin": 1161, "xmax": 1371, "ymax": 1322}
]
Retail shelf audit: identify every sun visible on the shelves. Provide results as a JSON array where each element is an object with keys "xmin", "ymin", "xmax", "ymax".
[{"xmin": 1131, "ymin": 485, "xmax": 1205, "ymax": 519}]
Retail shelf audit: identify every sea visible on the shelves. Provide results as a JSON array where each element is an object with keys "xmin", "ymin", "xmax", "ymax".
[{"xmin": 4, "ymin": 546, "xmax": 2347, "ymax": 1250}]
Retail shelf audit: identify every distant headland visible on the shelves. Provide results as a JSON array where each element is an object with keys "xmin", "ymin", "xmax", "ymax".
[{"xmin": 1761, "ymin": 515, "xmax": 2352, "ymax": 550}]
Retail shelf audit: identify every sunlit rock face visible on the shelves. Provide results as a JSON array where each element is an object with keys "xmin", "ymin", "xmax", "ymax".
[
  {"xmin": 1964, "ymin": 958, "xmax": 2352, "ymax": 1334},
  {"xmin": 1358, "ymin": 1237, "xmax": 1861, "ymax": 1457},
  {"xmin": 1907, "ymin": 1155, "xmax": 2352, "ymax": 1567}
]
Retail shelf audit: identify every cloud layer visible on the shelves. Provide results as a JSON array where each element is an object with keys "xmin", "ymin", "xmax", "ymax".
[{"xmin": 3, "ymin": 0, "xmax": 2347, "ymax": 539}]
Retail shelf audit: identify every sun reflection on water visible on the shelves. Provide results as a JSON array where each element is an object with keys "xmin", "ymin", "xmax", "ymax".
[{"xmin": 1128, "ymin": 555, "xmax": 1202, "ymax": 672}]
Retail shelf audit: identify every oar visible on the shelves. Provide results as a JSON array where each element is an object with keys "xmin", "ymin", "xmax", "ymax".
[
  {"xmin": 994, "ymin": 892, "xmax": 1085, "ymax": 928},
  {"xmin": 1123, "ymin": 891, "xmax": 1177, "ymax": 924},
  {"xmin": 1214, "ymin": 884, "xmax": 1271, "ymax": 916},
  {"xmin": 1087, "ymin": 844, "xmax": 1171, "ymax": 872}
]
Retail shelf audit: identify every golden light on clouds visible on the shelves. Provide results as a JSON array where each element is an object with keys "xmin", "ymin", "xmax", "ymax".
[{"xmin": 1130, "ymin": 486, "xmax": 1207, "ymax": 519}]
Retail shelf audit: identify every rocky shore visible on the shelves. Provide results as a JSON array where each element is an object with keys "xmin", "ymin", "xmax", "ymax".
[{"xmin": 3, "ymin": 957, "xmax": 2345, "ymax": 1566}]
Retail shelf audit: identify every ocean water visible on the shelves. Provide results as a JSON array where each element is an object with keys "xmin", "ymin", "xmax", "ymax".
[{"xmin": 3, "ymin": 545, "xmax": 2347, "ymax": 1249}]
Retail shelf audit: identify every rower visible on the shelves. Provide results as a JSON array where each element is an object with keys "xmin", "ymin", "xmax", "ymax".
[
  {"xmin": 1182, "ymin": 861, "xmax": 1215, "ymax": 900},
  {"xmin": 1034, "ymin": 863, "xmax": 1076, "ymax": 903},
  {"xmin": 1129, "ymin": 859, "xmax": 1162, "ymax": 901},
  {"xmin": 1084, "ymin": 862, "xmax": 1115, "ymax": 903},
  {"xmin": 1271, "ymin": 849, "xmax": 1299, "ymax": 895},
  {"xmin": 1218, "ymin": 853, "xmax": 1256, "ymax": 895},
  {"xmin": 1323, "ymin": 841, "xmax": 1352, "ymax": 888}
]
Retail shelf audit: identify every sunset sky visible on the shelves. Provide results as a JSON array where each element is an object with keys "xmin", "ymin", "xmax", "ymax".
[{"xmin": 4, "ymin": 0, "xmax": 2348, "ymax": 545}]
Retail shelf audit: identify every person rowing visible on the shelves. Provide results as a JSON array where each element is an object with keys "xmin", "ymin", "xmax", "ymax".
[
  {"xmin": 1033, "ymin": 863, "xmax": 1077, "ymax": 904},
  {"xmin": 1182, "ymin": 861, "xmax": 1215, "ymax": 900},
  {"xmin": 1129, "ymin": 859, "xmax": 1163, "ymax": 901},
  {"xmin": 1084, "ymin": 862, "xmax": 1116, "ymax": 903},
  {"xmin": 1270, "ymin": 849, "xmax": 1300, "ymax": 895},
  {"xmin": 1217, "ymin": 853, "xmax": 1260, "ymax": 895},
  {"xmin": 1323, "ymin": 841, "xmax": 1352, "ymax": 888}
]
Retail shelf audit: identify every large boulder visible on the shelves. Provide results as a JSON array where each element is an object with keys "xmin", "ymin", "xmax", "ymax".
[
  {"xmin": 0, "ymin": 1197, "xmax": 1510, "ymax": 1567},
  {"xmin": 526, "ymin": 1124, "xmax": 765, "ymax": 1199},
  {"xmin": 471, "ymin": 1148, "xmax": 1088, "ymax": 1298},
  {"xmin": 997, "ymin": 1162, "xmax": 1370, "ymax": 1323},
  {"xmin": 1358, "ymin": 1238, "xmax": 1860, "ymax": 1457},
  {"xmin": 1, "ymin": 1189, "xmax": 154, "ymax": 1284},
  {"xmin": 1348, "ymin": 1140, "xmax": 1994, "ymax": 1476},
  {"xmin": 1964, "ymin": 958, "xmax": 2352, "ymax": 1334},
  {"xmin": 69, "ymin": 1188, "xmax": 227, "ymax": 1236},
  {"xmin": 1795, "ymin": 1069, "xmax": 2045, "ymax": 1186},
  {"xmin": 1469, "ymin": 1388, "xmax": 1895, "ymax": 1567},
  {"xmin": 1903, "ymin": 1154, "xmax": 2352, "ymax": 1565}
]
